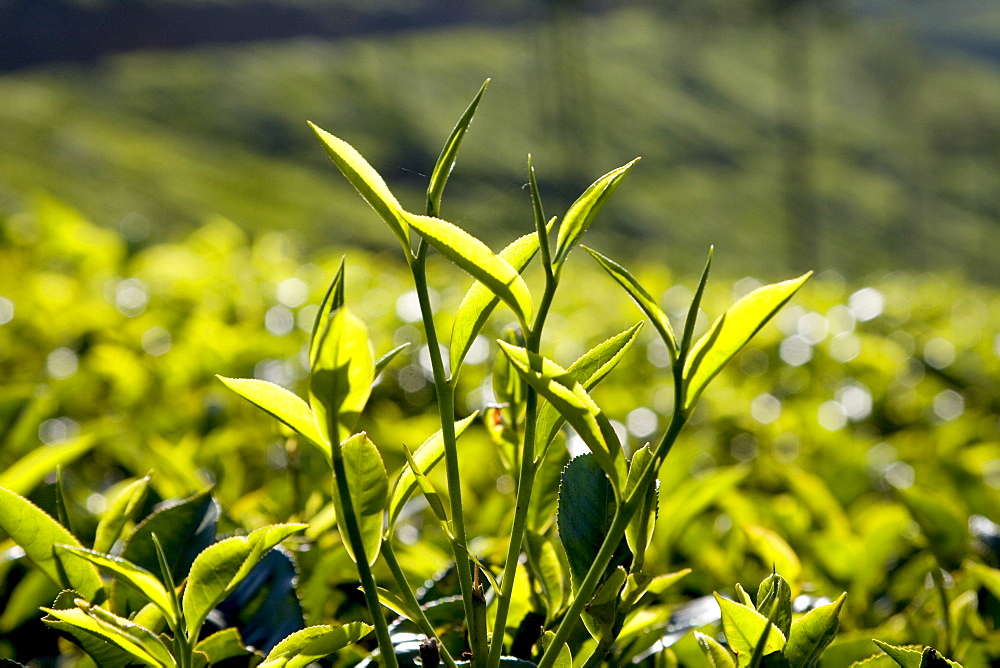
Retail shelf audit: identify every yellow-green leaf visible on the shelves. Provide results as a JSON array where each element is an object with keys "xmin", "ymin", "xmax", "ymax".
[
  {"xmin": 310, "ymin": 307, "xmax": 374, "ymax": 446},
  {"xmin": 217, "ymin": 376, "xmax": 328, "ymax": 459},
  {"xmin": 335, "ymin": 434, "xmax": 388, "ymax": 566}
]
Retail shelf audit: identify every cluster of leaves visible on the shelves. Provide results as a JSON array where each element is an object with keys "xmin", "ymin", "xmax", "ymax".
[{"xmin": 0, "ymin": 85, "xmax": 999, "ymax": 666}]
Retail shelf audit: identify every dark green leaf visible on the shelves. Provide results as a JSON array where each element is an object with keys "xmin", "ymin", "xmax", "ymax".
[
  {"xmin": 896, "ymin": 487, "xmax": 967, "ymax": 570},
  {"xmin": 557, "ymin": 455, "xmax": 631, "ymax": 592}
]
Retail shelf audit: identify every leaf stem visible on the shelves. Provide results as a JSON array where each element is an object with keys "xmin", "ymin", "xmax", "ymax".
[
  {"xmin": 331, "ymin": 449, "xmax": 398, "ymax": 668},
  {"xmin": 411, "ymin": 239, "xmax": 483, "ymax": 667}
]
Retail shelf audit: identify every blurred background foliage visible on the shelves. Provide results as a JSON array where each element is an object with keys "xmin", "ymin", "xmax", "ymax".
[{"xmin": 1, "ymin": 0, "xmax": 1000, "ymax": 665}]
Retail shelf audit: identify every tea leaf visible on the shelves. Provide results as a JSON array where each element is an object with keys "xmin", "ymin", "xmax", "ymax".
[
  {"xmin": 403, "ymin": 211, "xmax": 533, "ymax": 328},
  {"xmin": 583, "ymin": 246, "xmax": 677, "ymax": 361},
  {"xmin": 755, "ymin": 571, "xmax": 792, "ymax": 640},
  {"xmin": 697, "ymin": 631, "xmax": 738, "ymax": 667},
  {"xmin": 217, "ymin": 376, "xmax": 327, "ymax": 457},
  {"xmin": 557, "ymin": 455, "xmax": 631, "ymax": 591},
  {"xmin": 527, "ymin": 530, "xmax": 566, "ymax": 621},
  {"xmin": 625, "ymin": 445, "xmax": 657, "ymax": 558},
  {"xmin": 182, "ymin": 523, "xmax": 307, "ymax": 635},
  {"xmin": 309, "ymin": 123, "xmax": 409, "ymax": 252},
  {"xmin": 965, "ymin": 561, "xmax": 1000, "ymax": 600},
  {"xmin": 387, "ymin": 414, "xmax": 477, "ymax": 528},
  {"xmin": 536, "ymin": 322, "xmax": 643, "ymax": 462},
  {"xmin": 684, "ymin": 273, "xmax": 811, "ymax": 410},
  {"xmin": 375, "ymin": 343, "xmax": 410, "ymax": 378},
  {"xmin": 401, "ymin": 444, "xmax": 450, "ymax": 530},
  {"xmin": 335, "ymin": 433, "xmax": 388, "ymax": 566},
  {"xmin": 896, "ymin": 487, "xmax": 967, "ymax": 570},
  {"xmin": 42, "ymin": 603, "xmax": 174, "ymax": 667},
  {"xmin": 553, "ymin": 159, "xmax": 638, "ymax": 271},
  {"xmin": 41, "ymin": 591, "xmax": 133, "ymax": 667},
  {"xmin": 0, "ymin": 435, "xmax": 95, "ymax": 497},
  {"xmin": 57, "ymin": 546, "xmax": 174, "ymax": 623},
  {"xmin": 259, "ymin": 622, "xmax": 373, "ymax": 668},
  {"xmin": 715, "ymin": 594, "xmax": 786, "ymax": 665},
  {"xmin": 310, "ymin": 306, "xmax": 374, "ymax": 446},
  {"xmin": 92, "ymin": 475, "xmax": 150, "ymax": 555},
  {"xmin": 0, "ymin": 486, "xmax": 102, "ymax": 599},
  {"xmin": 498, "ymin": 342, "xmax": 624, "ymax": 488},
  {"xmin": 871, "ymin": 640, "xmax": 924, "ymax": 668},
  {"xmin": 192, "ymin": 628, "xmax": 251, "ymax": 666},
  {"xmin": 309, "ymin": 257, "xmax": 346, "ymax": 367},
  {"xmin": 427, "ymin": 79, "xmax": 489, "ymax": 218},
  {"xmin": 785, "ymin": 593, "xmax": 845, "ymax": 668},
  {"xmin": 451, "ymin": 229, "xmax": 544, "ymax": 376}
]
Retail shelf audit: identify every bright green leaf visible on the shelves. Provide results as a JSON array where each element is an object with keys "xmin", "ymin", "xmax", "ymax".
[
  {"xmin": 374, "ymin": 343, "xmax": 410, "ymax": 378},
  {"xmin": 755, "ymin": 571, "xmax": 793, "ymax": 641},
  {"xmin": 716, "ymin": 594, "xmax": 786, "ymax": 667},
  {"xmin": 93, "ymin": 475, "xmax": 150, "ymax": 555},
  {"xmin": 334, "ymin": 433, "xmax": 388, "ymax": 566},
  {"xmin": 310, "ymin": 306, "xmax": 374, "ymax": 446},
  {"xmin": 553, "ymin": 159, "xmax": 639, "ymax": 270},
  {"xmin": 785, "ymin": 593, "xmax": 845, "ymax": 668},
  {"xmin": 427, "ymin": 79, "xmax": 489, "ymax": 218},
  {"xmin": 260, "ymin": 622, "xmax": 373, "ymax": 668},
  {"xmin": 57, "ymin": 546, "xmax": 174, "ymax": 624},
  {"xmin": 193, "ymin": 628, "xmax": 251, "ymax": 666},
  {"xmin": 684, "ymin": 273, "xmax": 811, "ymax": 410},
  {"xmin": 896, "ymin": 487, "xmax": 967, "ymax": 570},
  {"xmin": 310, "ymin": 257, "xmax": 346, "ymax": 367},
  {"xmin": 625, "ymin": 445, "xmax": 657, "ymax": 559},
  {"xmin": 0, "ymin": 435, "xmax": 95, "ymax": 497},
  {"xmin": 402, "ymin": 211, "xmax": 533, "ymax": 328},
  {"xmin": 498, "ymin": 342, "xmax": 623, "ymax": 489},
  {"xmin": 308, "ymin": 123, "xmax": 409, "ymax": 252},
  {"xmin": 0, "ymin": 486, "xmax": 102, "ymax": 600},
  {"xmin": 388, "ymin": 414, "xmax": 477, "ymax": 529},
  {"xmin": 42, "ymin": 603, "xmax": 174, "ymax": 667},
  {"xmin": 542, "ymin": 630, "xmax": 573, "ymax": 668},
  {"xmin": 217, "ymin": 376, "xmax": 328, "ymax": 459},
  {"xmin": 450, "ymin": 229, "xmax": 545, "ymax": 376},
  {"xmin": 871, "ymin": 640, "xmax": 925, "ymax": 668},
  {"xmin": 401, "ymin": 444, "xmax": 450, "ymax": 530},
  {"xmin": 182, "ymin": 523, "xmax": 307, "ymax": 636},
  {"xmin": 697, "ymin": 631, "xmax": 738, "ymax": 668}
]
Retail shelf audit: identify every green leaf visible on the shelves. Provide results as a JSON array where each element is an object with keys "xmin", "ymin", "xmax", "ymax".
[
  {"xmin": 309, "ymin": 257, "xmax": 346, "ymax": 367},
  {"xmin": 896, "ymin": 487, "xmax": 967, "ymax": 570},
  {"xmin": 260, "ymin": 622, "xmax": 373, "ymax": 668},
  {"xmin": 785, "ymin": 593, "xmax": 845, "ymax": 668},
  {"xmin": 684, "ymin": 273, "xmax": 811, "ymax": 410},
  {"xmin": 919, "ymin": 647, "xmax": 962, "ymax": 667},
  {"xmin": 584, "ymin": 566, "xmax": 627, "ymax": 642},
  {"xmin": 624, "ymin": 445, "xmax": 657, "ymax": 559},
  {"xmin": 553, "ymin": 159, "xmax": 639, "ymax": 270},
  {"xmin": 697, "ymin": 631, "xmax": 738, "ymax": 667},
  {"xmin": 402, "ymin": 211, "xmax": 533, "ymax": 328},
  {"xmin": 0, "ymin": 435, "xmax": 95, "ymax": 496},
  {"xmin": 308, "ymin": 123, "xmax": 409, "ymax": 252},
  {"xmin": 542, "ymin": 630, "xmax": 573, "ymax": 668},
  {"xmin": 192, "ymin": 628, "xmax": 251, "ymax": 666},
  {"xmin": 93, "ymin": 475, "xmax": 151, "ymax": 555},
  {"xmin": 583, "ymin": 246, "xmax": 677, "ymax": 362},
  {"xmin": 217, "ymin": 376, "xmax": 328, "ymax": 458},
  {"xmin": 401, "ymin": 444, "xmax": 450, "ymax": 529},
  {"xmin": 42, "ymin": 590, "xmax": 133, "ymax": 667},
  {"xmin": 755, "ymin": 571, "xmax": 793, "ymax": 639},
  {"xmin": 57, "ymin": 546, "xmax": 174, "ymax": 624},
  {"xmin": 680, "ymin": 247, "xmax": 713, "ymax": 356},
  {"xmin": 450, "ymin": 229, "xmax": 545, "ymax": 376},
  {"xmin": 182, "ymin": 523, "xmax": 307, "ymax": 636},
  {"xmin": 965, "ymin": 561, "xmax": 1000, "ymax": 600},
  {"xmin": 43, "ymin": 602, "xmax": 175, "ymax": 667},
  {"xmin": 388, "ymin": 415, "xmax": 477, "ymax": 528},
  {"xmin": 310, "ymin": 306, "xmax": 374, "ymax": 446},
  {"xmin": 374, "ymin": 586, "xmax": 420, "ymax": 622},
  {"xmin": 715, "ymin": 594, "xmax": 786, "ymax": 667},
  {"xmin": 498, "ymin": 342, "xmax": 623, "ymax": 489},
  {"xmin": 557, "ymin": 455, "xmax": 631, "ymax": 592},
  {"xmin": 427, "ymin": 79, "xmax": 489, "ymax": 218},
  {"xmin": 334, "ymin": 433, "xmax": 388, "ymax": 566},
  {"xmin": 375, "ymin": 343, "xmax": 410, "ymax": 378},
  {"xmin": 535, "ymin": 323, "xmax": 643, "ymax": 462},
  {"xmin": 871, "ymin": 640, "xmax": 924, "ymax": 668},
  {"xmin": 0, "ymin": 486, "xmax": 102, "ymax": 600},
  {"xmin": 526, "ymin": 530, "xmax": 566, "ymax": 621}
]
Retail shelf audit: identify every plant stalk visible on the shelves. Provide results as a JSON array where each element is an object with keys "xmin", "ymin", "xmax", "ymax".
[{"xmin": 331, "ymin": 450, "xmax": 399, "ymax": 668}]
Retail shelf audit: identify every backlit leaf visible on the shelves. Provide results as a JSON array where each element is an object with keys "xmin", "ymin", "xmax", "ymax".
[
  {"xmin": 182, "ymin": 523, "xmax": 307, "ymax": 636},
  {"xmin": 309, "ymin": 123, "xmax": 409, "ymax": 251},
  {"xmin": 193, "ymin": 628, "xmax": 251, "ymax": 667},
  {"xmin": 334, "ymin": 433, "xmax": 388, "ymax": 566},
  {"xmin": 684, "ymin": 273, "xmax": 811, "ymax": 410},
  {"xmin": 42, "ymin": 602, "xmax": 174, "ymax": 667},
  {"xmin": 697, "ymin": 631, "xmax": 738, "ymax": 667},
  {"xmin": 58, "ymin": 546, "xmax": 173, "ymax": 623},
  {"xmin": 0, "ymin": 436, "xmax": 95, "ymax": 497},
  {"xmin": 217, "ymin": 376, "xmax": 327, "ymax": 458},
  {"xmin": 0, "ymin": 486, "xmax": 102, "ymax": 600},
  {"xmin": 309, "ymin": 257, "xmax": 346, "ymax": 367},
  {"xmin": 93, "ymin": 475, "xmax": 150, "ymax": 555},
  {"xmin": 715, "ymin": 594, "xmax": 786, "ymax": 666},
  {"xmin": 260, "ymin": 622, "xmax": 373, "ymax": 668},
  {"xmin": 553, "ymin": 159, "xmax": 639, "ymax": 270},
  {"xmin": 427, "ymin": 79, "xmax": 489, "ymax": 218},
  {"xmin": 310, "ymin": 306, "xmax": 374, "ymax": 445},
  {"xmin": 785, "ymin": 593, "xmax": 845, "ymax": 668},
  {"xmin": 625, "ymin": 445, "xmax": 657, "ymax": 558},
  {"xmin": 403, "ymin": 211, "xmax": 533, "ymax": 328}
]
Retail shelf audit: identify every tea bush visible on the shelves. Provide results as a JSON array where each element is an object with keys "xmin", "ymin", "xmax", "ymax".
[{"xmin": 0, "ymin": 87, "xmax": 999, "ymax": 667}]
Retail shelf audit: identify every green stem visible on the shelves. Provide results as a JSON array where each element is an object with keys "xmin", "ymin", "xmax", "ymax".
[
  {"xmin": 536, "ymin": 410, "xmax": 688, "ymax": 668},
  {"xmin": 486, "ymin": 277, "xmax": 558, "ymax": 668},
  {"xmin": 332, "ymin": 451, "xmax": 398, "ymax": 668},
  {"xmin": 411, "ymin": 240, "xmax": 482, "ymax": 667},
  {"xmin": 382, "ymin": 542, "xmax": 459, "ymax": 668}
]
